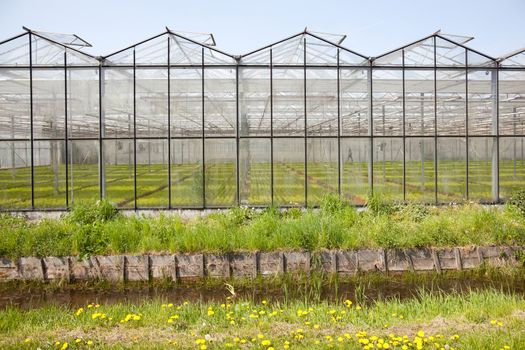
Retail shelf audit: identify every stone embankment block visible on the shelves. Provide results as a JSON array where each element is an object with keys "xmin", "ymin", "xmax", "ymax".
[{"xmin": 1, "ymin": 246, "xmax": 523, "ymax": 283}]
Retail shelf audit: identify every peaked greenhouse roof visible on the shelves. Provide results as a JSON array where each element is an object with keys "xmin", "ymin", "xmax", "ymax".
[
  {"xmin": 239, "ymin": 29, "xmax": 369, "ymax": 65},
  {"xmin": 498, "ymin": 47, "xmax": 525, "ymax": 67},
  {"xmin": 0, "ymin": 27, "xmax": 99, "ymax": 66},
  {"xmin": 102, "ymin": 28, "xmax": 236, "ymax": 65},
  {"xmin": 1, "ymin": 27, "xmax": 524, "ymax": 67},
  {"xmin": 372, "ymin": 30, "xmax": 497, "ymax": 67}
]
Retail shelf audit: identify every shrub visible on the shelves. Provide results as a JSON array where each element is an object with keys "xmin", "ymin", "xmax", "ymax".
[
  {"xmin": 507, "ymin": 190, "xmax": 525, "ymax": 218},
  {"xmin": 367, "ymin": 193, "xmax": 397, "ymax": 216},
  {"xmin": 66, "ymin": 200, "xmax": 119, "ymax": 226}
]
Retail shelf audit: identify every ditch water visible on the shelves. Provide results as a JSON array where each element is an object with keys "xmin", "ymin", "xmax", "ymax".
[
  {"xmin": 0, "ymin": 274, "xmax": 525, "ymax": 309},
  {"xmin": 1, "ymin": 272, "xmax": 524, "ymax": 309}
]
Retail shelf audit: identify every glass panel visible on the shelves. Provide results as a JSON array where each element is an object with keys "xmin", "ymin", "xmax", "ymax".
[
  {"xmin": 403, "ymin": 38, "xmax": 435, "ymax": 67},
  {"xmin": 305, "ymin": 35, "xmax": 338, "ymax": 65},
  {"xmin": 467, "ymin": 50, "xmax": 496, "ymax": 68},
  {"xmin": 204, "ymin": 139, "xmax": 236, "ymax": 206},
  {"xmin": 437, "ymin": 137, "xmax": 466, "ymax": 202},
  {"xmin": 105, "ymin": 47, "xmax": 133, "ymax": 65},
  {"xmin": 103, "ymin": 139, "xmax": 134, "ymax": 208},
  {"xmin": 171, "ymin": 68, "xmax": 202, "ymax": 137},
  {"xmin": 372, "ymin": 138, "xmax": 403, "ymax": 201},
  {"xmin": 67, "ymin": 68, "xmax": 99, "ymax": 138},
  {"xmin": 373, "ymin": 51, "xmax": 403, "ymax": 66},
  {"xmin": 341, "ymin": 69, "xmax": 368, "ymax": 136},
  {"xmin": 0, "ymin": 69, "xmax": 30, "ymax": 139},
  {"xmin": 68, "ymin": 140, "xmax": 99, "ymax": 205},
  {"xmin": 405, "ymin": 70, "xmax": 434, "ymax": 136},
  {"xmin": 239, "ymin": 68, "xmax": 270, "ymax": 136},
  {"xmin": 372, "ymin": 70, "xmax": 403, "ymax": 136},
  {"xmin": 499, "ymin": 137, "xmax": 525, "ymax": 200},
  {"xmin": 306, "ymin": 69, "xmax": 337, "ymax": 136},
  {"xmin": 273, "ymin": 138, "xmax": 304, "ymax": 206},
  {"xmin": 66, "ymin": 49, "xmax": 99, "ymax": 67},
  {"xmin": 171, "ymin": 139, "xmax": 203, "ymax": 207},
  {"xmin": 273, "ymin": 68, "xmax": 304, "ymax": 136},
  {"xmin": 307, "ymin": 138, "xmax": 338, "ymax": 205},
  {"xmin": 204, "ymin": 69, "xmax": 236, "ymax": 137},
  {"xmin": 436, "ymin": 70, "xmax": 466, "ymax": 135},
  {"xmin": 405, "ymin": 138, "xmax": 435, "ymax": 203},
  {"xmin": 34, "ymin": 140, "xmax": 66, "ymax": 208},
  {"xmin": 135, "ymin": 35, "xmax": 168, "ymax": 65},
  {"xmin": 103, "ymin": 68, "xmax": 134, "ymax": 138},
  {"xmin": 169, "ymin": 35, "xmax": 202, "ymax": 65},
  {"xmin": 468, "ymin": 70, "xmax": 495, "ymax": 135},
  {"xmin": 136, "ymin": 139, "xmax": 168, "ymax": 207},
  {"xmin": 239, "ymin": 48, "xmax": 270, "ymax": 65},
  {"xmin": 468, "ymin": 137, "xmax": 495, "ymax": 202},
  {"xmin": 435, "ymin": 37, "xmax": 465, "ymax": 66},
  {"xmin": 499, "ymin": 70, "xmax": 525, "ymax": 136},
  {"xmin": 0, "ymin": 35, "xmax": 29, "ymax": 65},
  {"xmin": 240, "ymin": 138, "xmax": 271, "ymax": 205},
  {"xmin": 501, "ymin": 51, "xmax": 525, "ymax": 67},
  {"xmin": 31, "ymin": 36, "xmax": 65, "ymax": 66},
  {"xmin": 271, "ymin": 35, "xmax": 304, "ymax": 66},
  {"xmin": 33, "ymin": 69, "xmax": 65, "ymax": 139},
  {"xmin": 0, "ymin": 141, "xmax": 31, "ymax": 208},
  {"xmin": 341, "ymin": 138, "xmax": 369, "ymax": 205},
  {"xmin": 136, "ymin": 68, "xmax": 168, "ymax": 138}
]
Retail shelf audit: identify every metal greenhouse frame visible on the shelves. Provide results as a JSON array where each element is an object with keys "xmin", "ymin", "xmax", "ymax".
[{"xmin": 0, "ymin": 27, "xmax": 524, "ymax": 210}]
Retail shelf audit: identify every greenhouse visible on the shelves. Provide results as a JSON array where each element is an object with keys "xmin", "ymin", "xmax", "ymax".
[{"xmin": 0, "ymin": 27, "xmax": 524, "ymax": 210}]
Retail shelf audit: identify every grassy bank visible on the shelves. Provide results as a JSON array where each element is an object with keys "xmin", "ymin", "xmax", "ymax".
[
  {"xmin": 1, "ymin": 194, "xmax": 525, "ymax": 259},
  {"xmin": 0, "ymin": 289, "xmax": 523, "ymax": 349}
]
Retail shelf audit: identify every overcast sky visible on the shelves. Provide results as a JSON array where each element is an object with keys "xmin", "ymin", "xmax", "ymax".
[{"xmin": 1, "ymin": 0, "xmax": 524, "ymax": 58}]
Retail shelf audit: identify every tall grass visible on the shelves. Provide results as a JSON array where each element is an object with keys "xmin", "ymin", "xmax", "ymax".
[{"xmin": 1, "ymin": 195, "xmax": 525, "ymax": 258}]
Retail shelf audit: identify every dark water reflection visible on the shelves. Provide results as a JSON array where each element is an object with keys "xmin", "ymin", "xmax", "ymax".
[{"xmin": 1, "ymin": 273, "xmax": 524, "ymax": 309}]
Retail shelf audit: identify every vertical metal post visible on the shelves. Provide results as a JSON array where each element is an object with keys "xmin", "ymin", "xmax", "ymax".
[
  {"xmin": 402, "ymin": 49, "xmax": 406, "ymax": 202},
  {"xmin": 303, "ymin": 37, "xmax": 307, "ymax": 206},
  {"xmin": 420, "ymin": 93, "xmax": 425, "ymax": 191},
  {"xmin": 337, "ymin": 49, "xmax": 341, "ymax": 199},
  {"xmin": 270, "ymin": 48, "xmax": 274, "ymax": 206},
  {"xmin": 368, "ymin": 65, "xmax": 373, "ymax": 194},
  {"xmin": 64, "ymin": 52, "xmax": 69, "ymax": 207},
  {"xmin": 201, "ymin": 48, "xmax": 206, "ymax": 208},
  {"xmin": 465, "ymin": 50, "xmax": 469, "ymax": 200},
  {"xmin": 29, "ymin": 33, "xmax": 34, "ymax": 209},
  {"xmin": 133, "ymin": 48, "xmax": 137, "ymax": 210},
  {"xmin": 491, "ymin": 69, "xmax": 499, "ymax": 202},
  {"xmin": 236, "ymin": 65, "xmax": 240, "ymax": 205},
  {"xmin": 98, "ymin": 65, "xmax": 105, "ymax": 199},
  {"xmin": 167, "ymin": 36, "xmax": 172, "ymax": 208},
  {"xmin": 433, "ymin": 37, "xmax": 438, "ymax": 204}
]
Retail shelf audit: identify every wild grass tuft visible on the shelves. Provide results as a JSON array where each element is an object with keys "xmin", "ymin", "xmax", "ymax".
[{"xmin": 1, "ymin": 194, "xmax": 525, "ymax": 258}]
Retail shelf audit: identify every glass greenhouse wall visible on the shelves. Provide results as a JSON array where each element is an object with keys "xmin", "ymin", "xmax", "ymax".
[{"xmin": 0, "ymin": 28, "xmax": 524, "ymax": 210}]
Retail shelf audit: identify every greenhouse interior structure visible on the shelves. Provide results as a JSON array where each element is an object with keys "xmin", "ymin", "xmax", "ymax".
[{"xmin": 0, "ymin": 27, "xmax": 524, "ymax": 210}]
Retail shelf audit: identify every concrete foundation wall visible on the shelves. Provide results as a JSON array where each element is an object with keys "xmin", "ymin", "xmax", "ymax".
[{"xmin": 0, "ymin": 246, "xmax": 523, "ymax": 283}]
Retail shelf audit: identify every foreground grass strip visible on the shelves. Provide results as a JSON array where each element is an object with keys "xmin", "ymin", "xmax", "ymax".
[
  {"xmin": 2, "ymin": 195, "xmax": 525, "ymax": 259},
  {"xmin": 0, "ymin": 290, "xmax": 523, "ymax": 349}
]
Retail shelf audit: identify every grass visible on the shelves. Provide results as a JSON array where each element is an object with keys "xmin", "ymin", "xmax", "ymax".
[
  {"xmin": 1, "ymin": 194, "xmax": 525, "ymax": 259},
  {"xmin": 0, "ymin": 288, "xmax": 524, "ymax": 349},
  {"xmin": 0, "ymin": 159, "xmax": 524, "ymax": 209}
]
